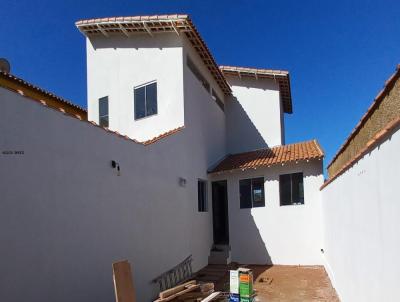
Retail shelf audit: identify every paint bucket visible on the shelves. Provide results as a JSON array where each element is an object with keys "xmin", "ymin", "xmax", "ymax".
[
  {"xmin": 239, "ymin": 268, "xmax": 253, "ymax": 298},
  {"xmin": 230, "ymin": 270, "xmax": 240, "ymax": 294}
]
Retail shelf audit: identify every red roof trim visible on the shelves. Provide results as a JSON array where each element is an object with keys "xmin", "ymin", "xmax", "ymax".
[{"xmin": 209, "ymin": 140, "xmax": 324, "ymax": 174}]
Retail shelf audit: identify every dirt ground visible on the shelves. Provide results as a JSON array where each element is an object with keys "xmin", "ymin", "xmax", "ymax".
[{"xmin": 195, "ymin": 264, "xmax": 339, "ymax": 301}]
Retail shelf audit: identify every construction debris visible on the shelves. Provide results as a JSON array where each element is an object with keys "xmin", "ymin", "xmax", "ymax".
[
  {"xmin": 154, "ymin": 280, "xmax": 224, "ymax": 302},
  {"xmin": 258, "ymin": 277, "xmax": 273, "ymax": 285},
  {"xmin": 152, "ymin": 256, "xmax": 194, "ymax": 292}
]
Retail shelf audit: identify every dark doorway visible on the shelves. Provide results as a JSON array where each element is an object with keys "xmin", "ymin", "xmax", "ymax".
[{"xmin": 212, "ymin": 180, "xmax": 229, "ymax": 245}]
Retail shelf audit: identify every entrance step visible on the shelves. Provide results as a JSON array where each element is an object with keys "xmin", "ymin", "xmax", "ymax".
[{"xmin": 208, "ymin": 245, "xmax": 231, "ymax": 265}]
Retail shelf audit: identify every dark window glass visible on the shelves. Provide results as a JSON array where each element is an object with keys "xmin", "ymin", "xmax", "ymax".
[
  {"xmin": 252, "ymin": 177, "xmax": 265, "ymax": 207},
  {"xmin": 99, "ymin": 96, "xmax": 109, "ymax": 127},
  {"xmin": 280, "ymin": 173, "xmax": 304, "ymax": 206},
  {"xmin": 134, "ymin": 82, "xmax": 157, "ymax": 120},
  {"xmin": 198, "ymin": 180, "xmax": 208, "ymax": 212},
  {"xmin": 279, "ymin": 174, "xmax": 292, "ymax": 206},
  {"xmin": 134, "ymin": 86, "xmax": 146, "ymax": 119},
  {"xmin": 146, "ymin": 82, "xmax": 158, "ymax": 116},
  {"xmin": 240, "ymin": 178, "xmax": 265, "ymax": 209},
  {"xmin": 292, "ymin": 173, "xmax": 304, "ymax": 204},
  {"xmin": 240, "ymin": 179, "xmax": 252, "ymax": 208}
]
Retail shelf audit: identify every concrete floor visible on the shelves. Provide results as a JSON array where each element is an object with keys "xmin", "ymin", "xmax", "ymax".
[{"xmin": 195, "ymin": 264, "xmax": 339, "ymax": 301}]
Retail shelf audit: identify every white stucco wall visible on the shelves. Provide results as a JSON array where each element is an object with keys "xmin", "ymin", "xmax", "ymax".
[
  {"xmin": 180, "ymin": 36, "xmax": 228, "ymax": 258},
  {"xmin": 0, "ymin": 87, "xmax": 214, "ymax": 302},
  {"xmin": 210, "ymin": 160, "xmax": 324, "ymax": 265},
  {"xmin": 321, "ymin": 127, "xmax": 400, "ymax": 302},
  {"xmin": 86, "ymin": 33, "xmax": 185, "ymax": 141},
  {"xmin": 225, "ymin": 76, "xmax": 284, "ymax": 154}
]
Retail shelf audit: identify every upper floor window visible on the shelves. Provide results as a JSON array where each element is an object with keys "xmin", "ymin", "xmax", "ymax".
[
  {"xmin": 280, "ymin": 172, "xmax": 304, "ymax": 206},
  {"xmin": 134, "ymin": 82, "xmax": 157, "ymax": 120},
  {"xmin": 187, "ymin": 56, "xmax": 210, "ymax": 92},
  {"xmin": 198, "ymin": 179, "xmax": 208, "ymax": 212},
  {"xmin": 239, "ymin": 177, "xmax": 265, "ymax": 209},
  {"xmin": 99, "ymin": 96, "xmax": 109, "ymax": 127}
]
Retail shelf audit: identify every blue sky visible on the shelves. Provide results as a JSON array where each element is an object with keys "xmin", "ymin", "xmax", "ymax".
[{"xmin": 1, "ymin": 0, "xmax": 399, "ymax": 170}]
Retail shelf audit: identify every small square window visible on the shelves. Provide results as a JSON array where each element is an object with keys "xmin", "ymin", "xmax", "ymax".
[
  {"xmin": 198, "ymin": 180, "xmax": 208, "ymax": 212},
  {"xmin": 240, "ymin": 177, "xmax": 265, "ymax": 209}
]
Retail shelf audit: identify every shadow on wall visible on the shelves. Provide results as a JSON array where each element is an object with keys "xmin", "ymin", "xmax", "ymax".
[
  {"xmin": 229, "ymin": 161, "xmax": 324, "ymax": 266},
  {"xmin": 89, "ymin": 32, "xmax": 183, "ymax": 50},
  {"xmin": 234, "ymin": 207, "xmax": 272, "ymax": 265},
  {"xmin": 226, "ymin": 96, "xmax": 268, "ymax": 154}
]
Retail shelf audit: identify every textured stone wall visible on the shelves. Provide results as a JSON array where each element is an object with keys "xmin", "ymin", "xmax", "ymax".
[{"xmin": 328, "ymin": 74, "xmax": 400, "ymax": 178}]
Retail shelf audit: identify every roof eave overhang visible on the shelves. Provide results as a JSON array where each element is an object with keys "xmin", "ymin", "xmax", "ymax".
[
  {"xmin": 220, "ymin": 66, "xmax": 293, "ymax": 114},
  {"xmin": 75, "ymin": 15, "xmax": 232, "ymax": 96},
  {"xmin": 209, "ymin": 156, "xmax": 323, "ymax": 175}
]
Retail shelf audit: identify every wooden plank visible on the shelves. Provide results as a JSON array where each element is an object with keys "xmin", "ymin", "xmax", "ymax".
[
  {"xmin": 113, "ymin": 260, "xmax": 136, "ymax": 302},
  {"xmin": 174, "ymin": 290, "xmax": 213, "ymax": 300},
  {"xmin": 154, "ymin": 284, "xmax": 200, "ymax": 302},
  {"xmin": 159, "ymin": 280, "xmax": 196, "ymax": 299},
  {"xmin": 201, "ymin": 292, "xmax": 221, "ymax": 302}
]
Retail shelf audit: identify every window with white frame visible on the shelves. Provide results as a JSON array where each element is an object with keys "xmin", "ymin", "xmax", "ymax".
[
  {"xmin": 239, "ymin": 177, "xmax": 265, "ymax": 209},
  {"xmin": 134, "ymin": 82, "xmax": 157, "ymax": 120},
  {"xmin": 198, "ymin": 179, "xmax": 208, "ymax": 212},
  {"xmin": 279, "ymin": 172, "xmax": 304, "ymax": 206}
]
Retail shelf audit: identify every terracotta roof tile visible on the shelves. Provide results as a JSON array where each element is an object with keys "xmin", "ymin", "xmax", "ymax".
[
  {"xmin": 0, "ymin": 71, "xmax": 87, "ymax": 119},
  {"xmin": 209, "ymin": 140, "xmax": 324, "ymax": 173},
  {"xmin": 1, "ymin": 70, "xmax": 183, "ymax": 146}
]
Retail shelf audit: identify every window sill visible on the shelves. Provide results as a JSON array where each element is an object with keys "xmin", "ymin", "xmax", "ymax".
[
  {"xmin": 280, "ymin": 203, "xmax": 305, "ymax": 207},
  {"xmin": 134, "ymin": 113, "xmax": 158, "ymax": 122}
]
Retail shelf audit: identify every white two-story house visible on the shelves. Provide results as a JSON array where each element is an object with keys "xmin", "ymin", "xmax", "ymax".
[
  {"xmin": 77, "ymin": 13, "xmax": 324, "ymax": 266},
  {"xmin": 0, "ymin": 14, "xmax": 324, "ymax": 302}
]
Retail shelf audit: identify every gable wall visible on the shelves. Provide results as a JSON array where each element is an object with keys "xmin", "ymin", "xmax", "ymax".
[
  {"xmin": 225, "ymin": 75, "xmax": 283, "ymax": 154},
  {"xmin": 86, "ymin": 33, "xmax": 185, "ymax": 141}
]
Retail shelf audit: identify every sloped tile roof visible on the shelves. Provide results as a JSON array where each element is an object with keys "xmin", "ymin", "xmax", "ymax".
[
  {"xmin": 0, "ymin": 71, "xmax": 87, "ymax": 119},
  {"xmin": 1, "ymin": 70, "xmax": 183, "ymax": 146},
  {"xmin": 75, "ymin": 14, "xmax": 294, "ymax": 112},
  {"xmin": 209, "ymin": 140, "xmax": 324, "ymax": 173},
  {"xmin": 75, "ymin": 14, "xmax": 231, "ymax": 96}
]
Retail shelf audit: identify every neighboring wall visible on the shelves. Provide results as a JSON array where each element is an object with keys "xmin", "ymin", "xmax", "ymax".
[
  {"xmin": 0, "ymin": 87, "xmax": 212, "ymax": 302},
  {"xmin": 225, "ymin": 75, "xmax": 283, "ymax": 154},
  {"xmin": 211, "ymin": 160, "xmax": 324, "ymax": 265},
  {"xmin": 321, "ymin": 66, "xmax": 400, "ymax": 301},
  {"xmin": 328, "ymin": 68, "xmax": 400, "ymax": 177},
  {"xmin": 86, "ymin": 33, "xmax": 185, "ymax": 141},
  {"xmin": 321, "ymin": 126, "xmax": 400, "ymax": 302}
]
